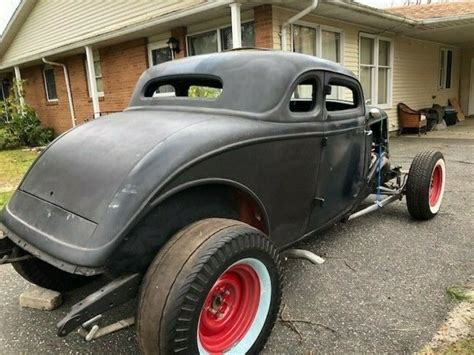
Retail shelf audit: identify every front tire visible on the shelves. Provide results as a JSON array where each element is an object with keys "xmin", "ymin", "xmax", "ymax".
[
  {"xmin": 137, "ymin": 218, "xmax": 282, "ymax": 354},
  {"xmin": 406, "ymin": 150, "xmax": 446, "ymax": 220}
]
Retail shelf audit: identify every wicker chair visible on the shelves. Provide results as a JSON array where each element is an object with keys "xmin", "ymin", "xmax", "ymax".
[{"xmin": 397, "ymin": 103, "xmax": 427, "ymax": 136}]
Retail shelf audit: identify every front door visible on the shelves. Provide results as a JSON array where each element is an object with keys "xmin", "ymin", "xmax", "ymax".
[
  {"xmin": 469, "ymin": 58, "xmax": 474, "ymax": 115},
  {"xmin": 305, "ymin": 73, "xmax": 367, "ymax": 232}
]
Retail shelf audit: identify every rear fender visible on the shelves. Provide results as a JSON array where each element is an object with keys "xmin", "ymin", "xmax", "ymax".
[{"xmin": 106, "ymin": 179, "xmax": 270, "ymax": 275}]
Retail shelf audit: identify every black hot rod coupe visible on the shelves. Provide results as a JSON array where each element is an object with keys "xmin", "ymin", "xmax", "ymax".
[{"xmin": 0, "ymin": 50, "xmax": 446, "ymax": 354}]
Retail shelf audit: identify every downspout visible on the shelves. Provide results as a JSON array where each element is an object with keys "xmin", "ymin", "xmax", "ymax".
[
  {"xmin": 42, "ymin": 58, "xmax": 76, "ymax": 127},
  {"xmin": 281, "ymin": 0, "xmax": 320, "ymax": 51}
]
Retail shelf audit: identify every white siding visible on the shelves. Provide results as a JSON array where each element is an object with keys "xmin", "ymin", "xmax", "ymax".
[
  {"xmin": 392, "ymin": 38, "xmax": 460, "ymax": 120},
  {"xmin": 1, "ymin": 0, "xmax": 205, "ymax": 67},
  {"xmin": 272, "ymin": 6, "xmax": 461, "ymax": 131}
]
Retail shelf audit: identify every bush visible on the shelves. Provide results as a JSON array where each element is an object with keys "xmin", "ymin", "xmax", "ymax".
[
  {"xmin": 0, "ymin": 127, "xmax": 20, "ymax": 150},
  {"xmin": 0, "ymin": 79, "xmax": 54, "ymax": 149},
  {"xmin": 5, "ymin": 105, "xmax": 54, "ymax": 147}
]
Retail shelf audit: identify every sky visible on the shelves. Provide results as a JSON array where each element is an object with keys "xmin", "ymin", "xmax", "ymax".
[{"xmin": 0, "ymin": 0, "xmax": 20, "ymax": 35}]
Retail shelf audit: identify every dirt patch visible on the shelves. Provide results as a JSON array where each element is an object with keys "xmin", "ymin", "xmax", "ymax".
[{"xmin": 420, "ymin": 285, "xmax": 473, "ymax": 354}]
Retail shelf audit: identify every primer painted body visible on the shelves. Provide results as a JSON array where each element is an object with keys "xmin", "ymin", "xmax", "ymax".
[{"xmin": 0, "ymin": 51, "xmax": 377, "ymax": 273}]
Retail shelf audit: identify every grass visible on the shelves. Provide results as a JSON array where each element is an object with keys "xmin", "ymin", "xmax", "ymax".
[
  {"xmin": 424, "ymin": 338, "xmax": 474, "ymax": 355},
  {"xmin": 0, "ymin": 149, "xmax": 38, "ymax": 209},
  {"xmin": 0, "ymin": 191, "xmax": 14, "ymax": 209},
  {"xmin": 447, "ymin": 285, "xmax": 474, "ymax": 303},
  {"xmin": 418, "ymin": 285, "xmax": 474, "ymax": 355}
]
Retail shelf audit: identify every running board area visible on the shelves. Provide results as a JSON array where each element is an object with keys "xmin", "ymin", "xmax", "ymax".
[{"xmin": 348, "ymin": 194, "xmax": 402, "ymax": 221}]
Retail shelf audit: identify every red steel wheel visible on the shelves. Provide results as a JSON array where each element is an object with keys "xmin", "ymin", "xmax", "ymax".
[
  {"xmin": 138, "ymin": 219, "xmax": 282, "ymax": 355},
  {"xmin": 406, "ymin": 150, "xmax": 446, "ymax": 220},
  {"xmin": 429, "ymin": 163, "xmax": 443, "ymax": 208},
  {"xmin": 198, "ymin": 259, "xmax": 271, "ymax": 354}
]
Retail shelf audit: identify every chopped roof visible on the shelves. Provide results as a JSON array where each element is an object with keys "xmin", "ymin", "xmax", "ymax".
[
  {"xmin": 130, "ymin": 50, "xmax": 358, "ymax": 115},
  {"xmin": 387, "ymin": 1, "xmax": 474, "ymax": 20}
]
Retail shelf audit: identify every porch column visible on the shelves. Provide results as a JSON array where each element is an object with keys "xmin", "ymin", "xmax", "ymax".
[
  {"xmin": 85, "ymin": 45, "xmax": 100, "ymax": 119},
  {"xmin": 13, "ymin": 66, "xmax": 25, "ymax": 106},
  {"xmin": 230, "ymin": 3, "xmax": 242, "ymax": 49}
]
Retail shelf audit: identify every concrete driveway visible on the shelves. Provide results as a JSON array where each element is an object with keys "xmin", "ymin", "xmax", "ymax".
[{"xmin": 1, "ymin": 121, "xmax": 473, "ymax": 354}]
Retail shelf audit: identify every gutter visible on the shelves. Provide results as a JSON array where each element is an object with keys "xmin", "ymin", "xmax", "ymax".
[
  {"xmin": 421, "ymin": 14, "xmax": 474, "ymax": 25},
  {"xmin": 42, "ymin": 58, "xmax": 76, "ymax": 128},
  {"xmin": 281, "ymin": 0, "xmax": 320, "ymax": 51}
]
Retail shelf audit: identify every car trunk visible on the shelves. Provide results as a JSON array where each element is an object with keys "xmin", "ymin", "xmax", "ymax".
[{"xmin": 19, "ymin": 110, "xmax": 210, "ymax": 222}]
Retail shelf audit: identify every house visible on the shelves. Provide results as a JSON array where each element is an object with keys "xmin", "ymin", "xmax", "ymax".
[{"xmin": 0, "ymin": 0, "xmax": 473, "ymax": 134}]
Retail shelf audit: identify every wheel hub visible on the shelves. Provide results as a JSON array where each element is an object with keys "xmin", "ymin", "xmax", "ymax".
[
  {"xmin": 198, "ymin": 263, "xmax": 261, "ymax": 353},
  {"xmin": 429, "ymin": 164, "xmax": 443, "ymax": 207}
]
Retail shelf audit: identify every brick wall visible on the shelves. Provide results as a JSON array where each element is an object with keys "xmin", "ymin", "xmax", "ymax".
[
  {"xmin": 254, "ymin": 5, "xmax": 273, "ymax": 49},
  {"xmin": 99, "ymin": 38, "xmax": 148, "ymax": 114},
  {"xmin": 20, "ymin": 38, "xmax": 147, "ymax": 134},
  {"xmin": 18, "ymin": 9, "xmax": 274, "ymax": 135},
  {"xmin": 171, "ymin": 26, "xmax": 187, "ymax": 59},
  {"xmin": 22, "ymin": 61, "xmax": 81, "ymax": 133}
]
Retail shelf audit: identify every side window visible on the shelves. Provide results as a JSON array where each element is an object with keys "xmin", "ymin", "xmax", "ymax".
[
  {"xmin": 43, "ymin": 65, "xmax": 58, "ymax": 102},
  {"xmin": 289, "ymin": 78, "xmax": 318, "ymax": 113},
  {"xmin": 325, "ymin": 80, "xmax": 360, "ymax": 113}
]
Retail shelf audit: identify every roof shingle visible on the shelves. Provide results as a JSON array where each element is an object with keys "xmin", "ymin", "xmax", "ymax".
[{"xmin": 387, "ymin": 1, "xmax": 474, "ymax": 20}]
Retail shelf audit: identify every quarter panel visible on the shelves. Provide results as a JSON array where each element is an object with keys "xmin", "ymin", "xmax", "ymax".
[{"xmin": 165, "ymin": 135, "xmax": 323, "ymax": 247}]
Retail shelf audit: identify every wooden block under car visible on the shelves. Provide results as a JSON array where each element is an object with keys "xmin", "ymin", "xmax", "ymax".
[{"xmin": 19, "ymin": 286, "xmax": 62, "ymax": 310}]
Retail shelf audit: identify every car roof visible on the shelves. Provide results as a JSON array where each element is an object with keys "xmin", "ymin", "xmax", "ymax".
[
  {"xmin": 149, "ymin": 49, "xmax": 356, "ymax": 79},
  {"xmin": 129, "ymin": 49, "xmax": 358, "ymax": 115}
]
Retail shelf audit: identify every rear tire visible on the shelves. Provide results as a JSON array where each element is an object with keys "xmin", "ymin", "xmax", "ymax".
[
  {"xmin": 137, "ymin": 218, "xmax": 282, "ymax": 354},
  {"xmin": 405, "ymin": 150, "xmax": 446, "ymax": 220},
  {"xmin": 12, "ymin": 250, "xmax": 98, "ymax": 292}
]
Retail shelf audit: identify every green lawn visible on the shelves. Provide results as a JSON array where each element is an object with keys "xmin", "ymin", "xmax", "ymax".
[{"xmin": 0, "ymin": 149, "xmax": 38, "ymax": 209}]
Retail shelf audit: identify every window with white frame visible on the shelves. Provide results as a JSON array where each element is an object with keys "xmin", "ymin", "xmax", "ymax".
[
  {"xmin": 359, "ymin": 35, "xmax": 392, "ymax": 106},
  {"xmin": 321, "ymin": 30, "xmax": 341, "ymax": 63},
  {"xmin": 439, "ymin": 48, "xmax": 453, "ymax": 89},
  {"xmin": 293, "ymin": 25, "xmax": 317, "ymax": 56},
  {"xmin": 148, "ymin": 40, "xmax": 173, "ymax": 67},
  {"xmin": 292, "ymin": 24, "xmax": 343, "ymax": 100},
  {"xmin": 187, "ymin": 21, "xmax": 255, "ymax": 56},
  {"xmin": 85, "ymin": 50, "xmax": 104, "ymax": 97},
  {"xmin": 292, "ymin": 24, "xmax": 342, "ymax": 63},
  {"xmin": 43, "ymin": 65, "xmax": 58, "ymax": 102}
]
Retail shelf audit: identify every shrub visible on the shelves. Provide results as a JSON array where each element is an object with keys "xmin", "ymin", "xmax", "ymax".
[
  {"xmin": 0, "ymin": 127, "xmax": 20, "ymax": 150},
  {"xmin": 0, "ymin": 79, "xmax": 54, "ymax": 149}
]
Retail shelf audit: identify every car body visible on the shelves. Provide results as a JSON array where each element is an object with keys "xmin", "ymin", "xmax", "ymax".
[
  {"xmin": 0, "ymin": 50, "xmax": 445, "ymax": 352},
  {"xmin": 1, "ymin": 50, "xmax": 375, "ymax": 274}
]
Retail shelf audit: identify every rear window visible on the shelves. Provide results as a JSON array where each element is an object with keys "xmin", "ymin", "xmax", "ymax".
[{"xmin": 144, "ymin": 76, "xmax": 223, "ymax": 100}]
